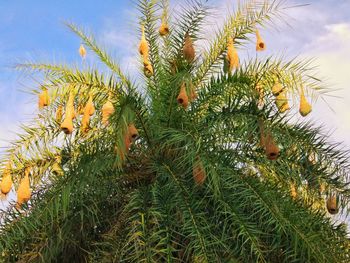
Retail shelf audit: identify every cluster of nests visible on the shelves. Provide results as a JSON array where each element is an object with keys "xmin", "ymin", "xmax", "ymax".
[
  {"xmin": 0, "ymin": 13, "xmax": 322, "ymax": 212},
  {"xmin": 1, "ymin": 84, "xmax": 140, "ymax": 209},
  {"xmin": 137, "ymin": 16, "xmax": 327, "ymax": 212},
  {"xmin": 137, "ymin": 14, "xmax": 312, "ymax": 116}
]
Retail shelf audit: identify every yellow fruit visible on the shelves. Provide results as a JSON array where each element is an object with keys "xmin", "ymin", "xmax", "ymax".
[{"xmin": 272, "ymin": 82, "xmax": 283, "ymax": 96}]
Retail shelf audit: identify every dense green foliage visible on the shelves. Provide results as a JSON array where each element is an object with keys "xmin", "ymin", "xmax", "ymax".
[{"xmin": 0, "ymin": 0, "xmax": 350, "ymax": 262}]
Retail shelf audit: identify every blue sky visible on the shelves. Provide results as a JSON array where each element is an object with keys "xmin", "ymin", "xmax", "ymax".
[
  {"xmin": 0, "ymin": 0, "xmax": 350, "ymax": 149},
  {"xmin": 0, "ymin": 0, "xmax": 134, "ymax": 143}
]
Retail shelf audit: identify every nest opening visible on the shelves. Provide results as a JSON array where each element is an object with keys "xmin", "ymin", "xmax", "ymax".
[
  {"xmin": 326, "ymin": 196, "xmax": 339, "ymax": 215},
  {"xmin": 269, "ymin": 152, "xmax": 277, "ymax": 157},
  {"xmin": 268, "ymin": 152, "xmax": 278, "ymax": 160},
  {"xmin": 62, "ymin": 127, "xmax": 71, "ymax": 135},
  {"xmin": 329, "ymin": 208, "xmax": 338, "ymax": 214}
]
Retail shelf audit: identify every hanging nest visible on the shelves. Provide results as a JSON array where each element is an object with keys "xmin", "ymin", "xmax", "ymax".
[
  {"xmin": 226, "ymin": 37, "xmax": 239, "ymax": 72},
  {"xmin": 79, "ymin": 44, "xmax": 87, "ymax": 59},
  {"xmin": 256, "ymin": 29, "xmax": 266, "ymax": 51},
  {"xmin": 326, "ymin": 195, "xmax": 339, "ymax": 215},
  {"xmin": 56, "ymin": 105, "xmax": 63, "ymax": 123},
  {"xmin": 193, "ymin": 158, "xmax": 206, "ymax": 186},
  {"xmin": 183, "ymin": 33, "xmax": 195, "ymax": 63},
  {"xmin": 102, "ymin": 99, "xmax": 115, "ymax": 126},
  {"xmin": 159, "ymin": 13, "xmax": 169, "ymax": 36},
  {"xmin": 80, "ymin": 95, "xmax": 95, "ymax": 134},
  {"xmin": 60, "ymin": 92, "xmax": 75, "ymax": 134},
  {"xmin": 86, "ymin": 95, "xmax": 95, "ymax": 116},
  {"xmin": 272, "ymin": 82, "xmax": 283, "ymax": 96},
  {"xmin": 1, "ymin": 162, "xmax": 13, "ymax": 197},
  {"xmin": 299, "ymin": 90, "xmax": 312, "ymax": 117},
  {"xmin": 264, "ymin": 133, "xmax": 280, "ymax": 160},
  {"xmin": 139, "ymin": 25, "xmax": 149, "ymax": 56},
  {"xmin": 159, "ymin": 23, "xmax": 169, "ymax": 36},
  {"xmin": 290, "ymin": 183, "xmax": 297, "ymax": 200},
  {"xmin": 60, "ymin": 92, "xmax": 76, "ymax": 134},
  {"xmin": 38, "ymin": 88, "xmax": 50, "ymax": 110},
  {"xmin": 128, "ymin": 123, "xmax": 139, "ymax": 140},
  {"xmin": 275, "ymin": 91, "xmax": 290, "ymax": 113},
  {"xmin": 144, "ymin": 60, "xmax": 154, "ymax": 77},
  {"xmin": 16, "ymin": 167, "xmax": 31, "ymax": 209},
  {"xmin": 177, "ymin": 82, "xmax": 189, "ymax": 109}
]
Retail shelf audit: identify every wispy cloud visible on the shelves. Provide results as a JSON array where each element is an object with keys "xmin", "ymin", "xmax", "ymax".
[{"xmin": 303, "ymin": 22, "xmax": 350, "ymax": 145}]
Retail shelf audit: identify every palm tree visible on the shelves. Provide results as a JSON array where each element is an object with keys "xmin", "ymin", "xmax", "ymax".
[{"xmin": 0, "ymin": 0, "xmax": 349, "ymax": 262}]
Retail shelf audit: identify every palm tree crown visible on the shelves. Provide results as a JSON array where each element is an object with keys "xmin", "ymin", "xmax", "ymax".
[{"xmin": 0, "ymin": 0, "xmax": 349, "ymax": 262}]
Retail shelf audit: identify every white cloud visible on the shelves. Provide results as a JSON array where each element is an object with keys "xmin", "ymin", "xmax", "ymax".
[
  {"xmin": 305, "ymin": 23, "xmax": 350, "ymax": 52},
  {"xmin": 99, "ymin": 22, "xmax": 137, "ymax": 53},
  {"xmin": 301, "ymin": 22, "xmax": 350, "ymax": 146}
]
